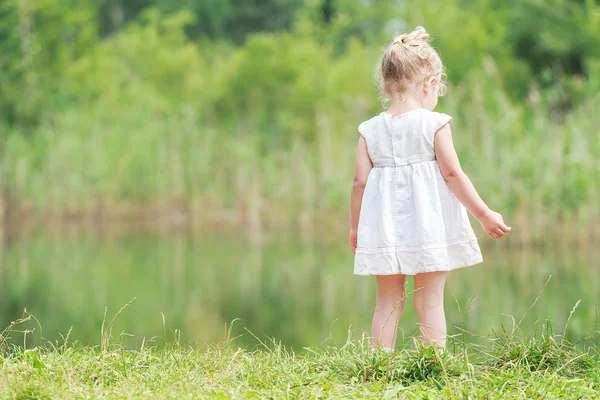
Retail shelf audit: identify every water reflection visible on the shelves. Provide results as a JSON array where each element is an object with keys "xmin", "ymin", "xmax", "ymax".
[{"xmin": 0, "ymin": 230, "xmax": 597, "ymax": 350}]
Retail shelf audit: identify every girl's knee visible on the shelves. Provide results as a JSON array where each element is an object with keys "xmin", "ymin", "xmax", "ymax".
[
  {"xmin": 413, "ymin": 271, "xmax": 447, "ymax": 310},
  {"xmin": 376, "ymin": 275, "xmax": 406, "ymax": 299},
  {"xmin": 377, "ymin": 289, "xmax": 406, "ymax": 308}
]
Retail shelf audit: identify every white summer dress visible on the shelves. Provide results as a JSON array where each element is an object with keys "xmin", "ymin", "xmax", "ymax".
[{"xmin": 354, "ymin": 108, "xmax": 483, "ymax": 276}]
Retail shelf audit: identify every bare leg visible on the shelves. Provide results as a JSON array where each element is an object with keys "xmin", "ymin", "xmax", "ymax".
[
  {"xmin": 413, "ymin": 271, "xmax": 448, "ymax": 348},
  {"xmin": 372, "ymin": 274, "xmax": 407, "ymax": 350}
]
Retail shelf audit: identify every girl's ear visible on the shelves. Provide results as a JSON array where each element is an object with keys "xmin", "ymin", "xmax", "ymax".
[
  {"xmin": 423, "ymin": 76, "xmax": 436, "ymax": 94},
  {"xmin": 427, "ymin": 76, "xmax": 437, "ymax": 88}
]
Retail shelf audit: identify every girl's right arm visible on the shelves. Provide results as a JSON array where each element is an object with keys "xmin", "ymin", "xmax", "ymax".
[
  {"xmin": 349, "ymin": 136, "xmax": 373, "ymax": 252},
  {"xmin": 434, "ymin": 124, "xmax": 511, "ymax": 239}
]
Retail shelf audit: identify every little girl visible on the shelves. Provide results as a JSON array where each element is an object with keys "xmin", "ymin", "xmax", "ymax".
[{"xmin": 349, "ymin": 27, "xmax": 511, "ymax": 351}]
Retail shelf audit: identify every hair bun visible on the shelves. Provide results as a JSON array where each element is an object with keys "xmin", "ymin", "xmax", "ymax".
[{"xmin": 393, "ymin": 26, "xmax": 430, "ymax": 48}]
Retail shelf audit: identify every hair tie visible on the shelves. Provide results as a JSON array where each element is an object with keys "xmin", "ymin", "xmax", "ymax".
[{"xmin": 393, "ymin": 34, "xmax": 408, "ymax": 47}]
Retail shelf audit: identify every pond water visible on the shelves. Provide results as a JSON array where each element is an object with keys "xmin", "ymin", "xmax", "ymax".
[{"xmin": 0, "ymin": 230, "xmax": 597, "ymax": 350}]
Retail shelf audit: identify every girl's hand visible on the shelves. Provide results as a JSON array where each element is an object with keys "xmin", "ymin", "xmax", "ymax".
[
  {"xmin": 350, "ymin": 228, "xmax": 358, "ymax": 253},
  {"xmin": 478, "ymin": 210, "xmax": 511, "ymax": 239}
]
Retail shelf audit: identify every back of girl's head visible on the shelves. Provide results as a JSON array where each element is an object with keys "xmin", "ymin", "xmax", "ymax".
[{"xmin": 378, "ymin": 26, "xmax": 446, "ymax": 100}]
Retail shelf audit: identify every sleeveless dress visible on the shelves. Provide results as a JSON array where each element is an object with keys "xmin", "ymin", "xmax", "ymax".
[{"xmin": 354, "ymin": 108, "xmax": 483, "ymax": 276}]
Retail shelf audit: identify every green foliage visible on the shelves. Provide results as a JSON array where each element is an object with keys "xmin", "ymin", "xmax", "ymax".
[
  {"xmin": 2, "ymin": 0, "xmax": 600, "ymax": 239},
  {"xmin": 98, "ymin": 0, "xmax": 305, "ymax": 42},
  {"xmin": 0, "ymin": 0, "xmax": 98, "ymax": 126},
  {"xmin": 508, "ymin": 0, "xmax": 600, "ymax": 98}
]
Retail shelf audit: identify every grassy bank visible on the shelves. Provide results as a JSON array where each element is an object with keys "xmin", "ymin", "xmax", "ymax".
[{"xmin": 1, "ymin": 319, "xmax": 599, "ymax": 399}]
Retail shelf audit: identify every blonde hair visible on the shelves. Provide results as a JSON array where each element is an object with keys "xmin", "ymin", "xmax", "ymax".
[{"xmin": 378, "ymin": 26, "xmax": 446, "ymax": 100}]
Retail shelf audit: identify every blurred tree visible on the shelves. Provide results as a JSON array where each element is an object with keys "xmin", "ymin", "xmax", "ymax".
[
  {"xmin": 0, "ymin": 0, "xmax": 97, "ymax": 127},
  {"xmin": 98, "ymin": 0, "xmax": 153, "ymax": 36},
  {"xmin": 506, "ymin": 0, "xmax": 600, "ymax": 107},
  {"xmin": 294, "ymin": 0, "xmax": 399, "ymax": 49},
  {"xmin": 98, "ymin": 0, "xmax": 304, "ymax": 43}
]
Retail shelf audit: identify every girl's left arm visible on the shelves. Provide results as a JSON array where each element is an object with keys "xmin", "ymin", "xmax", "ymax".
[{"xmin": 350, "ymin": 136, "xmax": 373, "ymax": 253}]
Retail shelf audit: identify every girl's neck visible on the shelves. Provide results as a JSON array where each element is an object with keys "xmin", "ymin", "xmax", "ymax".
[{"xmin": 385, "ymin": 97, "xmax": 422, "ymax": 116}]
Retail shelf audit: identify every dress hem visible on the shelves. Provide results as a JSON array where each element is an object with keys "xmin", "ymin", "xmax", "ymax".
[
  {"xmin": 353, "ymin": 256, "xmax": 483, "ymax": 276},
  {"xmin": 355, "ymin": 236, "xmax": 478, "ymax": 255}
]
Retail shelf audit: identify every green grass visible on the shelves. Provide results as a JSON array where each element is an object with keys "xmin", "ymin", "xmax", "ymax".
[{"xmin": 1, "ymin": 317, "xmax": 598, "ymax": 399}]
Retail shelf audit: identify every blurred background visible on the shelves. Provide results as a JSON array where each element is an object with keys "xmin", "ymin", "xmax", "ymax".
[{"xmin": 0, "ymin": 0, "xmax": 598, "ymax": 350}]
